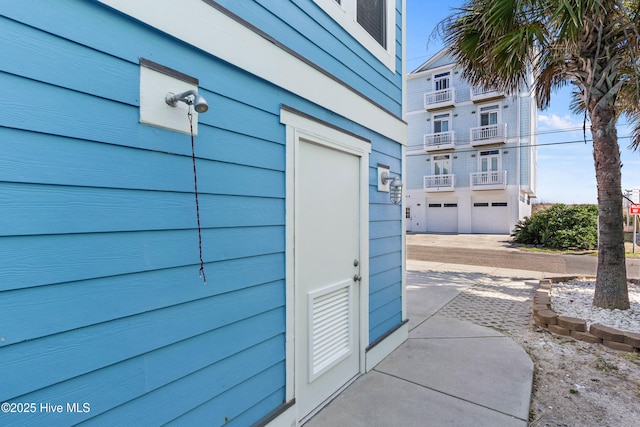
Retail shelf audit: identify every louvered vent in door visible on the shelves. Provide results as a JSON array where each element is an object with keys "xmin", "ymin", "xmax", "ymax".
[{"xmin": 308, "ymin": 280, "xmax": 353, "ymax": 381}]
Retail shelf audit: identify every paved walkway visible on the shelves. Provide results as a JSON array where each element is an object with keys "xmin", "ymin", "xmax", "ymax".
[
  {"xmin": 306, "ymin": 258, "xmax": 556, "ymax": 426},
  {"xmin": 432, "ymin": 269, "xmax": 536, "ymax": 335}
]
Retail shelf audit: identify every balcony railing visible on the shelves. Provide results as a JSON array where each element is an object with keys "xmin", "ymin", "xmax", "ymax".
[
  {"xmin": 470, "ymin": 170, "xmax": 507, "ymax": 190},
  {"xmin": 424, "ymin": 131, "xmax": 455, "ymax": 151},
  {"xmin": 424, "ymin": 88, "xmax": 455, "ymax": 110},
  {"xmin": 470, "ymin": 123, "xmax": 507, "ymax": 146},
  {"xmin": 470, "ymin": 86, "xmax": 505, "ymax": 102},
  {"xmin": 424, "ymin": 174, "xmax": 455, "ymax": 192}
]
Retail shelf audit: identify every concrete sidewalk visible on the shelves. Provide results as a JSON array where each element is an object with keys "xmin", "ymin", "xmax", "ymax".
[{"xmin": 305, "ymin": 260, "xmax": 556, "ymax": 426}]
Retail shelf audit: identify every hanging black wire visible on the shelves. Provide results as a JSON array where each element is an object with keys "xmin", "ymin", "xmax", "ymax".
[{"xmin": 188, "ymin": 109, "xmax": 207, "ymax": 285}]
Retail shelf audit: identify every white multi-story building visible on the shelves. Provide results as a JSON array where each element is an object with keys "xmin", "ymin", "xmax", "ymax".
[{"xmin": 405, "ymin": 49, "xmax": 538, "ymax": 234}]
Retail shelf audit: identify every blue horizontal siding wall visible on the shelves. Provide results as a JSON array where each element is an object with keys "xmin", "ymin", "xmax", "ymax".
[
  {"xmin": 0, "ymin": 0, "xmax": 404, "ymax": 424},
  {"xmin": 0, "ymin": 3, "xmax": 287, "ymax": 424},
  {"xmin": 369, "ymin": 139, "xmax": 403, "ymax": 343},
  {"xmin": 215, "ymin": 0, "xmax": 403, "ymax": 117}
]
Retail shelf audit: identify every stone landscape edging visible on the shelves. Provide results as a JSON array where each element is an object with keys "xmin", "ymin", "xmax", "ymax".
[{"xmin": 533, "ymin": 277, "xmax": 640, "ymax": 353}]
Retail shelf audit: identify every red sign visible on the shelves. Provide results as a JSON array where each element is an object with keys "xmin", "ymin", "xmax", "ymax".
[{"xmin": 630, "ymin": 204, "xmax": 640, "ymax": 215}]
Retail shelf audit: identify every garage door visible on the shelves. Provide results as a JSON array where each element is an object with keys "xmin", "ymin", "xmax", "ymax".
[
  {"xmin": 426, "ymin": 202, "xmax": 458, "ymax": 233},
  {"xmin": 472, "ymin": 201, "xmax": 508, "ymax": 234}
]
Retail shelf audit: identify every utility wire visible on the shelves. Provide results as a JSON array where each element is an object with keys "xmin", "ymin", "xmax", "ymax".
[
  {"xmin": 405, "ymin": 119, "xmax": 636, "ymax": 150},
  {"xmin": 406, "ymin": 122, "xmax": 634, "ymax": 146},
  {"xmin": 406, "ymin": 135, "xmax": 635, "ymax": 155}
]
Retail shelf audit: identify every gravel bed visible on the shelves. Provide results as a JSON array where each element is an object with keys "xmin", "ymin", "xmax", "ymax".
[{"xmin": 550, "ymin": 279, "xmax": 640, "ymax": 331}]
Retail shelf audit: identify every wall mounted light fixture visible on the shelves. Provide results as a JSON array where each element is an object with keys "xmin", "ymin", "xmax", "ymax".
[
  {"xmin": 381, "ymin": 171, "xmax": 403, "ymax": 204},
  {"xmin": 165, "ymin": 90, "xmax": 209, "ymax": 113}
]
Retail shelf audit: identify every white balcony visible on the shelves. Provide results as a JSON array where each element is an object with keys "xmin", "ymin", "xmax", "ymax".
[
  {"xmin": 470, "ymin": 86, "xmax": 505, "ymax": 102},
  {"xmin": 424, "ymin": 88, "xmax": 456, "ymax": 110},
  {"xmin": 424, "ymin": 174, "xmax": 455, "ymax": 192},
  {"xmin": 470, "ymin": 170, "xmax": 507, "ymax": 190},
  {"xmin": 470, "ymin": 123, "xmax": 507, "ymax": 146},
  {"xmin": 424, "ymin": 131, "xmax": 455, "ymax": 151}
]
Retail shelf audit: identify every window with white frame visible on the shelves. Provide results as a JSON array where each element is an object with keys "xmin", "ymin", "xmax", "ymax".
[
  {"xmin": 434, "ymin": 72, "xmax": 451, "ymax": 92},
  {"xmin": 478, "ymin": 150, "xmax": 501, "ymax": 172},
  {"xmin": 431, "ymin": 154, "xmax": 451, "ymax": 187},
  {"xmin": 433, "ymin": 112, "xmax": 450, "ymax": 134},
  {"xmin": 479, "ymin": 104, "xmax": 500, "ymax": 127},
  {"xmin": 356, "ymin": 0, "xmax": 386, "ymax": 48},
  {"xmin": 432, "ymin": 154, "xmax": 451, "ymax": 175},
  {"xmin": 432, "ymin": 112, "xmax": 451, "ymax": 145},
  {"xmin": 316, "ymin": 0, "xmax": 396, "ymax": 70}
]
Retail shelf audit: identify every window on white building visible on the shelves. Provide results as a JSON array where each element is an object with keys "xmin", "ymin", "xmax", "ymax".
[
  {"xmin": 479, "ymin": 104, "xmax": 500, "ymax": 127},
  {"xmin": 479, "ymin": 150, "xmax": 501, "ymax": 172},
  {"xmin": 432, "ymin": 154, "xmax": 451, "ymax": 175},
  {"xmin": 434, "ymin": 72, "xmax": 451, "ymax": 92},
  {"xmin": 433, "ymin": 113, "xmax": 450, "ymax": 134}
]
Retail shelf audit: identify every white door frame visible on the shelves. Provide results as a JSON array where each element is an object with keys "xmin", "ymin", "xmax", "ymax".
[
  {"xmin": 478, "ymin": 149, "xmax": 502, "ymax": 171},
  {"xmin": 431, "ymin": 153, "xmax": 451, "ymax": 175},
  {"xmin": 281, "ymin": 107, "xmax": 371, "ymax": 413}
]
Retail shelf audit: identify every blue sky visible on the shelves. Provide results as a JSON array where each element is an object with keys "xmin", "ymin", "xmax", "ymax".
[{"xmin": 406, "ymin": 0, "xmax": 640, "ymax": 204}]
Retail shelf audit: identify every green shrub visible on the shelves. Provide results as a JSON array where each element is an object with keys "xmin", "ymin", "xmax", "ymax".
[{"xmin": 512, "ymin": 204, "xmax": 598, "ymax": 250}]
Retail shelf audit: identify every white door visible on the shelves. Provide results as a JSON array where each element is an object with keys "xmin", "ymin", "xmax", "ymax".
[
  {"xmin": 296, "ymin": 140, "xmax": 361, "ymax": 418},
  {"xmin": 480, "ymin": 152, "xmax": 500, "ymax": 173},
  {"xmin": 479, "ymin": 150, "xmax": 501, "ymax": 184},
  {"xmin": 434, "ymin": 71, "xmax": 450, "ymax": 91},
  {"xmin": 432, "ymin": 154, "xmax": 451, "ymax": 187},
  {"xmin": 409, "ymin": 202, "xmax": 425, "ymax": 232},
  {"xmin": 432, "ymin": 113, "xmax": 451, "ymax": 144}
]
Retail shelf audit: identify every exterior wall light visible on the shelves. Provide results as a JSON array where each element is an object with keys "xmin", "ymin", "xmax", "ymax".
[{"xmin": 381, "ymin": 171, "xmax": 403, "ymax": 204}]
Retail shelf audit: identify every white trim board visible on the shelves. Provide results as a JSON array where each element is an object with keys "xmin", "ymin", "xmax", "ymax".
[
  {"xmin": 312, "ymin": 0, "xmax": 396, "ymax": 72},
  {"xmin": 365, "ymin": 322, "xmax": 408, "ymax": 371},
  {"xmin": 281, "ymin": 108, "xmax": 372, "ymax": 156},
  {"xmin": 97, "ymin": 0, "xmax": 407, "ymax": 145},
  {"xmin": 282, "ymin": 106, "xmax": 370, "ymax": 421}
]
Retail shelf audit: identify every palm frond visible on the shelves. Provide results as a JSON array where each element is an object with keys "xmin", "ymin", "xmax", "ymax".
[
  {"xmin": 445, "ymin": 0, "xmax": 640, "ymax": 150},
  {"xmin": 443, "ymin": 0, "xmax": 542, "ymax": 93}
]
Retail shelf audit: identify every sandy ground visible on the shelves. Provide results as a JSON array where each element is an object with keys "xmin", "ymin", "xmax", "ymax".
[
  {"xmin": 409, "ymin": 234, "xmax": 640, "ymax": 426},
  {"xmin": 517, "ymin": 325, "xmax": 640, "ymax": 427},
  {"xmin": 522, "ymin": 281, "xmax": 640, "ymax": 427}
]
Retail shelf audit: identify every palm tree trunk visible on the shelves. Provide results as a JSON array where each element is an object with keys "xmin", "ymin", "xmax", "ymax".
[{"xmin": 590, "ymin": 102, "xmax": 630, "ymax": 310}]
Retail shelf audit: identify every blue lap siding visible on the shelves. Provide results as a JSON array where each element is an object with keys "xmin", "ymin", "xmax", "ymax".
[{"xmin": 0, "ymin": 0, "xmax": 404, "ymax": 424}]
